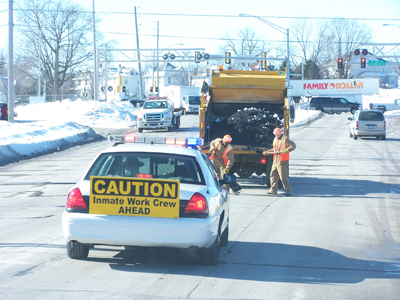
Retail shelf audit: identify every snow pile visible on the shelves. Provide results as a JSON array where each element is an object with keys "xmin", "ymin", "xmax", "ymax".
[{"xmin": 0, "ymin": 99, "xmax": 138, "ymax": 166}]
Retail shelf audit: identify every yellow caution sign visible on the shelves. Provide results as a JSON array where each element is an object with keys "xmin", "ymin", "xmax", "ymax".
[{"xmin": 89, "ymin": 176, "xmax": 180, "ymax": 218}]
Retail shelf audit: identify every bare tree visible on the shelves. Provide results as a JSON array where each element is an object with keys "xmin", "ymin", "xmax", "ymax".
[
  {"xmin": 322, "ymin": 18, "xmax": 372, "ymax": 78},
  {"xmin": 17, "ymin": 0, "xmax": 94, "ymax": 100},
  {"xmin": 220, "ymin": 27, "xmax": 271, "ymax": 69}
]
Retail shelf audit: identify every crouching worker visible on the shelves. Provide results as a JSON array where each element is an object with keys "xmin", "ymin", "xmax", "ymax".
[
  {"xmin": 263, "ymin": 128, "xmax": 296, "ymax": 196},
  {"xmin": 209, "ymin": 135, "xmax": 234, "ymax": 175},
  {"xmin": 209, "ymin": 135, "xmax": 235, "ymax": 191}
]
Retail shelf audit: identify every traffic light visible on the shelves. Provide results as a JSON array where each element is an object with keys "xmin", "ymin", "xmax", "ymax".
[
  {"xmin": 155, "ymin": 87, "xmax": 159, "ymax": 93},
  {"xmin": 195, "ymin": 51, "xmax": 200, "ymax": 63},
  {"xmin": 361, "ymin": 57, "xmax": 366, "ymax": 68},
  {"xmin": 362, "ymin": 49, "xmax": 368, "ymax": 55},
  {"xmin": 338, "ymin": 58, "xmax": 343, "ymax": 69},
  {"xmin": 225, "ymin": 52, "xmax": 231, "ymax": 64},
  {"xmin": 354, "ymin": 49, "xmax": 360, "ymax": 56},
  {"xmin": 122, "ymin": 86, "xmax": 126, "ymax": 92},
  {"xmin": 118, "ymin": 75, "xmax": 122, "ymax": 86},
  {"xmin": 261, "ymin": 52, "xmax": 266, "ymax": 70},
  {"xmin": 150, "ymin": 86, "xmax": 153, "ymax": 93},
  {"xmin": 194, "ymin": 68, "xmax": 198, "ymax": 76},
  {"xmin": 116, "ymin": 86, "xmax": 120, "ymax": 93}
]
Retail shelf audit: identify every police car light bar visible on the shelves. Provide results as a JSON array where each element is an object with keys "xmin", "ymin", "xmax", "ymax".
[{"xmin": 108, "ymin": 134, "xmax": 203, "ymax": 147}]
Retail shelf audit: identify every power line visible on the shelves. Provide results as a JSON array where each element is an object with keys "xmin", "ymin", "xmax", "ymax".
[{"xmin": 13, "ymin": 9, "xmax": 400, "ymax": 22}]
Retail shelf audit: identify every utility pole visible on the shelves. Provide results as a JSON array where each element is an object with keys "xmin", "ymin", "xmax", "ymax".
[
  {"xmin": 156, "ymin": 21, "xmax": 159, "ymax": 96},
  {"xmin": 8, "ymin": 0, "xmax": 14, "ymax": 123},
  {"xmin": 92, "ymin": 0, "xmax": 99, "ymax": 101},
  {"xmin": 38, "ymin": 32, "xmax": 41, "ymax": 96},
  {"xmin": 134, "ymin": 7, "xmax": 143, "ymax": 100}
]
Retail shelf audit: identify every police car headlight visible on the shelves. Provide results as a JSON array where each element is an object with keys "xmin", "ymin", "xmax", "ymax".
[{"xmin": 207, "ymin": 195, "xmax": 222, "ymax": 216}]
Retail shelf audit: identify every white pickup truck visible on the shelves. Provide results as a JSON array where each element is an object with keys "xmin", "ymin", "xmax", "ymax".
[
  {"xmin": 369, "ymin": 99, "xmax": 400, "ymax": 112},
  {"xmin": 136, "ymin": 98, "xmax": 181, "ymax": 133}
]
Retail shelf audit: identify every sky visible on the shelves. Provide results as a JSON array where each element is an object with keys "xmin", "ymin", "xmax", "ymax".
[
  {"xmin": 1, "ymin": 0, "xmax": 400, "ymax": 66},
  {"xmin": 1, "ymin": 88, "xmax": 400, "ymax": 166}
]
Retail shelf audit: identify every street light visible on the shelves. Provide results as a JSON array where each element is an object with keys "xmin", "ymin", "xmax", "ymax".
[
  {"xmin": 383, "ymin": 24, "xmax": 400, "ymax": 28},
  {"xmin": 239, "ymin": 14, "xmax": 290, "ymax": 93}
]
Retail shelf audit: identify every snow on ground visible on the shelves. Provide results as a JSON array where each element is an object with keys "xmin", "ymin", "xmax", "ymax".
[{"xmin": 1, "ymin": 88, "xmax": 399, "ymax": 166}]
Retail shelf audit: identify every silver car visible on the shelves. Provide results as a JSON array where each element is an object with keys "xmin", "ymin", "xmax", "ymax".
[{"xmin": 348, "ymin": 110, "xmax": 386, "ymax": 140}]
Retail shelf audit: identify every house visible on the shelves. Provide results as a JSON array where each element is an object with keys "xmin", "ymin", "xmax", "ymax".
[
  {"xmin": 0, "ymin": 75, "xmax": 7, "ymax": 103},
  {"xmin": 143, "ymin": 62, "xmax": 183, "ymax": 95},
  {"xmin": 74, "ymin": 66, "xmax": 145, "ymax": 101}
]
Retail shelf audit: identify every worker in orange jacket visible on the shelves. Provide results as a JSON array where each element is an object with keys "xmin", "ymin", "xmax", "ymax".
[
  {"xmin": 263, "ymin": 128, "xmax": 296, "ymax": 196},
  {"xmin": 209, "ymin": 135, "xmax": 234, "ymax": 177}
]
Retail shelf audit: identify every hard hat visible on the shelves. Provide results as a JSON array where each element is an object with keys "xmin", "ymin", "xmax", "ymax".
[
  {"xmin": 223, "ymin": 135, "xmax": 232, "ymax": 143},
  {"xmin": 273, "ymin": 128, "xmax": 282, "ymax": 135}
]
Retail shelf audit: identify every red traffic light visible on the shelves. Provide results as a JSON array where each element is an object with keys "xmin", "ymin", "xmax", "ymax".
[
  {"xmin": 361, "ymin": 58, "xmax": 366, "ymax": 68},
  {"xmin": 338, "ymin": 58, "xmax": 343, "ymax": 69},
  {"xmin": 150, "ymin": 86, "xmax": 153, "ymax": 92},
  {"xmin": 354, "ymin": 49, "xmax": 360, "ymax": 55},
  {"xmin": 362, "ymin": 49, "xmax": 368, "ymax": 55}
]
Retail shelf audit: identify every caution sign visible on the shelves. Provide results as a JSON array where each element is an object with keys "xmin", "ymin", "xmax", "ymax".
[{"xmin": 89, "ymin": 176, "xmax": 180, "ymax": 219}]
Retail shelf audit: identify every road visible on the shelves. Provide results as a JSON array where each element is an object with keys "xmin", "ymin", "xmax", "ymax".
[{"xmin": 0, "ymin": 113, "xmax": 399, "ymax": 299}]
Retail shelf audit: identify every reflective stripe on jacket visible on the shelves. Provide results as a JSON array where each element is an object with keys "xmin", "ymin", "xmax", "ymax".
[
  {"xmin": 273, "ymin": 135, "xmax": 290, "ymax": 161},
  {"xmin": 222, "ymin": 144, "xmax": 233, "ymax": 165}
]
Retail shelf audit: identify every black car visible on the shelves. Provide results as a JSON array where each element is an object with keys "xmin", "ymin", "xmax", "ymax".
[{"xmin": 309, "ymin": 97, "xmax": 360, "ymax": 114}]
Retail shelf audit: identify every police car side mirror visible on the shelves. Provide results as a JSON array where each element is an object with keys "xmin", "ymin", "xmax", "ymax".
[{"xmin": 219, "ymin": 174, "xmax": 237, "ymax": 185}]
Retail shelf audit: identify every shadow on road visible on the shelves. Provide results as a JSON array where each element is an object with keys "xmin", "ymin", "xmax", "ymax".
[{"xmin": 81, "ymin": 242, "xmax": 400, "ymax": 284}]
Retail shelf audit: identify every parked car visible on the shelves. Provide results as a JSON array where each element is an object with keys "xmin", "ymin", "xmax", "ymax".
[
  {"xmin": 309, "ymin": 97, "xmax": 361, "ymax": 114},
  {"xmin": 348, "ymin": 110, "xmax": 386, "ymax": 140},
  {"xmin": 0, "ymin": 103, "xmax": 8, "ymax": 121},
  {"xmin": 368, "ymin": 99, "xmax": 400, "ymax": 112}
]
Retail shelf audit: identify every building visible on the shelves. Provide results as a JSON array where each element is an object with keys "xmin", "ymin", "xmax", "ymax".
[
  {"xmin": 348, "ymin": 55, "xmax": 398, "ymax": 88},
  {"xmin": 74, "ymin": 66, "xmax": 145, "ymax": 101}
]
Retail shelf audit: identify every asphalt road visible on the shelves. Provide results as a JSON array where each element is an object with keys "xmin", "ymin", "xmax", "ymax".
[{"xmin": 0, "ymin": 113, "xmax": 399, "ymax": 299}]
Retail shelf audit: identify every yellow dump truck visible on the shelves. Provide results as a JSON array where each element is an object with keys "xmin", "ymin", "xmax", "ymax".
[{"xmin": 199, "ymin": 68, "xmax": 294, "ymax": 185}]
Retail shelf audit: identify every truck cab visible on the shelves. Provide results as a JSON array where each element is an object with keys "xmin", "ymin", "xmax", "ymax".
[
  {"xmin": 183, "ymin": 95, "xmax": 201, "ymax": 114},
  {"xmin": 136, "ymin": 98, "xmax": 181, "ymax": 133}
]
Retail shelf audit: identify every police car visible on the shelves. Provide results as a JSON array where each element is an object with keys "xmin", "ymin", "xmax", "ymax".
[{"xmin": 62, "ymin": 135, "xmax": 236, "ymax": 265}]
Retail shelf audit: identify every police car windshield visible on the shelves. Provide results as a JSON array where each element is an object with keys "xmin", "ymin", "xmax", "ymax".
[{"xmin": 85, "ymin": 153, "xmax": 205, "ymax": 185}]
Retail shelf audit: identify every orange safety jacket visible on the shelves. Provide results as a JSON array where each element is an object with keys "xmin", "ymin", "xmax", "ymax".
[
  {"xmin": 210, "ymin": 138, "xmax": 233, "ymax": 166},
  {"xmin": 273, "ymin": 135, "xmax": 289, "ymax": 161},
  {"xmin": 222, "ymin": 144, "xmax": 233, "ymax": 165}
]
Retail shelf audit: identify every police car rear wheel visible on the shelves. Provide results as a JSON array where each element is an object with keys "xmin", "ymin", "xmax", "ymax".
[
  {"xmin": 67, "ymin": 241, "xmax": 89, "ymax": 259},
  {"xmin": 199, "ymin": 235, "xmax": 220, "ymax": 265}
]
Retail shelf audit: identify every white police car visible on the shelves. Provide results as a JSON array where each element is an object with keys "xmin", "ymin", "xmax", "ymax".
[{"xmin": 62, "ymin": 135, "xmax": 236, "ymax": 265}]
